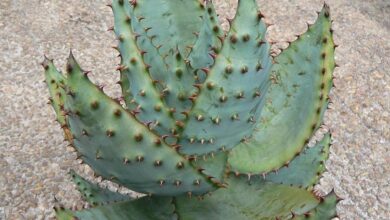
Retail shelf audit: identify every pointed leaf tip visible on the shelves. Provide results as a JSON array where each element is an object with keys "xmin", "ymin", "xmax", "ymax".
[
  {"xmin": 41, "ymin": 56, "xmax": 51, "ymax": 69},
  {"xmin": 66, "ymin": 50, "xmax": 82, "ymax": 74},
  {"xmin": 321, "ymin": 3, "xmax": 331, "ymax": 18},
  {"xmin": 68, "ymin": 49, "xmax": 75, "ymax": 62},
  {"xmin": 43, "ymin": 54, "xmax": 50, "ymax": 61},
  {"xmin": 322, "ymin": 2, "xmax": 330, "ymax": 11},
  {"xmin": 236, "ymin": 0, "xmax": 258, "ymax": 15}
]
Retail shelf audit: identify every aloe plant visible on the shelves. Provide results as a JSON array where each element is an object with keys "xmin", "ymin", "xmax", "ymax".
[{"xmin": 43, "ymin": 0, "xmax": 340, "ymax": 219}]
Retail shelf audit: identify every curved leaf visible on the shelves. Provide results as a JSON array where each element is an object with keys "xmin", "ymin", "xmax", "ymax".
[
  {"xmin": 229, "ymin": 4, "xmax": 335, "ymax": 174},
  {"xmin": 62, "ymin": 53, "xmax": 220, "ymax": 196}
]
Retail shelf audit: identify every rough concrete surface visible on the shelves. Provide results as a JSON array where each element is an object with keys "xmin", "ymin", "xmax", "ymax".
[{"xmin": 0, "ymin": 0, "xmax": 389, "ymax": 219}]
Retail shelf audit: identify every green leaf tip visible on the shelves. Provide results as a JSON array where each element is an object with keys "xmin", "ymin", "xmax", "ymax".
[
  {"xmin": 42, "ymin": 55, "xmax": 72, "ymax": 141},
  {"xmin": 265, "ymin": 133, "xmax": 332, "ymax": 189},
  {"xmin": 69, "ymin": 170, "xmax": 133, "ymax": 206},
  {"xmin": 58, "ymin": 197, "xmax": 176, "ymax": 220},
  {"xmin": 54, "ymin": 206, "xmax": 76, "ymax": 220},
  {"xmin": 292, "ymin": 189, "xmax": 340, "ymax": 220}
]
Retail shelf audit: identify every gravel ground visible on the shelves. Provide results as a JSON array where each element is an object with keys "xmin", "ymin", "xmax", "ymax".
[{"xmin": 0, "ymin": 0, "xmax": 389, "ymax": 219}]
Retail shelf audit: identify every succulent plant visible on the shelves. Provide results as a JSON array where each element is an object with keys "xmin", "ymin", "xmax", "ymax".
[{"xmin": 43, "ymin": 0, "xmax": 340, "ymax": 219}]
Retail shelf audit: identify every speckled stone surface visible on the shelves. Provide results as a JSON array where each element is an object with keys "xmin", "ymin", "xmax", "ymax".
[{"xmin": 0, "ymin": 0, "xmax": 389, "ymax": 219}]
